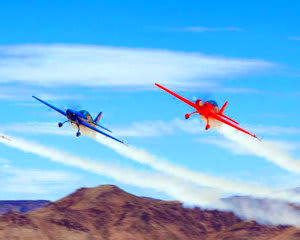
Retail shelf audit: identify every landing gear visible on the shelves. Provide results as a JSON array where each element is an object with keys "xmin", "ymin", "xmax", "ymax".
[
  {"xmin": 76, "ymin": 124, "xmax": 81, "ymax": 137},
  {"xmin": 58, "ymin": 120, "xmax": 69, "ymax": 128},
  {"xmin": 185, "ymin": 111, "xmax": 198, "ymax": 120},
  {"xmin": 205, "ymin": 118, "xmax": 210, "ymax": 130}
]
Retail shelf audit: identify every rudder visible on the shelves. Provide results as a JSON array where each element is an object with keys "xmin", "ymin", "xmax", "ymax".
[
  {"xmin": 94, "ymin": 112, "xmax": 103, "ymax": 123},
  {"xmin": 219, "ymin": 101, "xmax": 228, "ymax": 115}
]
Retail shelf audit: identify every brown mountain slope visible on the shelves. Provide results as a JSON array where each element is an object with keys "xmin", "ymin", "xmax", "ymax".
[
  {"xmin": 0, "ymin": 200, "xmax": 50, "ymax": 215},
  {"xmin": 0, "ymin": 185, "xmax": 300, "ymax": 240}
]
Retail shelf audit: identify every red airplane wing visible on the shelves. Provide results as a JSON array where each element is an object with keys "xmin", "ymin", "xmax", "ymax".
[
  {"xmin": 210, "ymin": 112, "xmax": 258, "ymax": 139},
  {"xmin": 155, "ymin": 83, "xmax": 197, "ymax": 108}
]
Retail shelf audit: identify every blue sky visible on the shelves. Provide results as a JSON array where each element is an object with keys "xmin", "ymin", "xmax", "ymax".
[{"xmin": 0, "ymin": 0, "xmax": 300, "ymax": 201}]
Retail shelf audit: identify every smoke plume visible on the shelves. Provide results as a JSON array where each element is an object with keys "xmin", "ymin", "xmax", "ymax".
[
  {"xmin": 0, "ymin": 134, "xmax": 222, "ymax": 207},
  {"xmin": 218, "ymin": 124, "xmax": 300, "ymax": 173},
  {"xmin": 89, "ymin": 129, "xmax": 300, "ymax": 203}
]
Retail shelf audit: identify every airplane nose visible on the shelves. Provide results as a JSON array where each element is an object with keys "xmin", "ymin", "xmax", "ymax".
[
  {"xmin": 67, "ymin": 109, "xmax": 75, "ymax": 114},
  {"xmin": 66, "ymin": 109, "xmax": 75, "ymax": 120}
]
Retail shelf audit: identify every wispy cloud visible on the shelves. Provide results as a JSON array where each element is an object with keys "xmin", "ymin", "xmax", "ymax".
[
  {"xmin": 2, "ymin": 119, "xmax": 299, "ymax": 139},
  {"xmin": 0, "ymin": 122, "xmax": 74, "ymax": 136},
  {"xmin": 266, "ymin": 140, "xmax": 300, "ymax": 153},
  {"xmin": 0, "ymin": 44, "xmax": 274, "ymax": 90},
  {"xmin": 197, "ymin": 137, "xmax": 251, "ymax": 155},
  {"xmin": 197, "ymin": 137, "xmax": 300, "ymax": 157},
  {"xmin": 114, "ymin": 118, "xmax": 204, "ymax": 137},
  {"xmin": 0, "ymin": 119, "xmax": 204, "ymax": 138},
  {"xmin": 114, "ymin": 120, "xmax": 300, "ymax": 138},
  {"xmin": 0, "ymin": 85, "xmax": 84, "ymax": 101},
  {"xmin": 0, "ymin": 163, "xmax": 81, "ymax": 199},
  {"xmin": 170, "ymin": 26, "xmax": 242, "ymax": 33},
  {"xmin": 288, "ymin": 37, "xmax": 300, "ymax": 41},
  {"xmin": 246, "ymin": 124, "xmax": 300, "ymax": 136}
]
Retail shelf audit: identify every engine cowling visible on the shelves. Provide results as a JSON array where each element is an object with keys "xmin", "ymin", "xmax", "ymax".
[{"xmin": 195, "ymin": 99, "xmax": 204, "ymax": 106}]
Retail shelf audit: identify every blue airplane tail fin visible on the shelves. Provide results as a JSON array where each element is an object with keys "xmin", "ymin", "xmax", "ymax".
[
  {"xmin": 94, "ymin": 112, "xmax": 103, "ymax": 124},
  {"xmin": 94, "ymin": 111, "xmax": 112, "ymax": 132}
]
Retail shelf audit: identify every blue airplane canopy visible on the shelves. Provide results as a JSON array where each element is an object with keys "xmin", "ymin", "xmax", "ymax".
[
  {"xmin": 207, "ymin": 100, "xmax": 218, "ymax": 107},
  {"xmin": 79, "ymin": 110, "xmax": 92, "ymax": 120}
]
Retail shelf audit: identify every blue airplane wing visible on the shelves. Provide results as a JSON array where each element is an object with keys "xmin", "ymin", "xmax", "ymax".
[
  {"xmin": 32, "ymin": 96, "xmax": 66, "ymax": 116},
  {"xmin": 95, "ymin": 123, "xmax": 112, "ymax": 133},
  {"xmin": 80, "ymin": 121, "xmax": 124, "ymax": 144}
]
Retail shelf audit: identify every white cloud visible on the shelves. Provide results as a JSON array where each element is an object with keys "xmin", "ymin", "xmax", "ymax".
[
  {"xmin": 0, "ymin": 85, "xmax": 83, "ymax": 101},
  {"xmin": 197, "ymin": 137, "xmax": 251, "ymax": 155},
  {"xmin": 113, "ymin": 119, "xmax": 300, "ymax": 138},
  {"xmin": 246, "ymin": 124, "xmax": 300, "ymax": 135},
  {"xmin": 266, "ymin": 140, "xmax": 300, "ymax": 153},
  {"xmin": 170, "ymin": 26, "xmax": 242, "ymax": 33},
  {"xmin": 114, "ymin": 118, "xmax": 205, "ymax": 137},
  {"xmin": 0, "ymin": 164, "xmax": 80, "ymax": 197},
  {"xmin": 2, "ymin": 119, "xmax": 299, "ymax": 140},
  {"xmin": 0, "ymin": 119, "xmax": 205, "ymax": 138},
  {"xmin": 1, "ymin": 122, "xmax": 74, "ymax": 136},
  {"xmin": 198, "ymin": 138, "xmax": 300, "ymax": 156},
  {"xmin": 0, "ymin": 44, "xmax": 274, "ymax": 90},
  {"xmin": 288, "ymin": 37, "xmax": 300, "ymax": 41}
]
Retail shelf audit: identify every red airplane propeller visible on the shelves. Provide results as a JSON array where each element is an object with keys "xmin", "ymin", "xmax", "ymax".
[{"xmin": 155, "ymin": 83, "xmax": 259, "ymax": 139}]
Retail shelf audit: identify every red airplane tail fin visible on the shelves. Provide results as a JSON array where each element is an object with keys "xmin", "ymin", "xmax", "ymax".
[
  {"xmin": 218, "ymin": 101, "xmax": 239, "ymax": 125},
  {"xmin": 219, "ymin": 101, "xmax": 228, "ymax": 115}
]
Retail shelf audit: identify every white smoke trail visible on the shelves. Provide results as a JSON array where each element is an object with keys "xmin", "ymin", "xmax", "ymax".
[
  {"xmin": 0, "ymin": 135, "xmax": 223, "ymax": 207},
  {"xmin": 89, "ymin": 130, "xmax": 300, "ymax": 203},
  {"xmin": 3, "ymin": 134, "xmax": 300, "ymax": 228},
  {"xmin": 218, "ymin": 124, "xmax": 300, "ymax": 173},
  {"xmin": 226, "ymin": 197, "xmax": 300, "ymax": 227}
]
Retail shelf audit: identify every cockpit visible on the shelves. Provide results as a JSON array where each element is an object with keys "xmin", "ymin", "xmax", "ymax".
[
  {"xmin": 207, "ymin": 100, "xmax": 219, "ymax": 111},
  {"xmin": 207, "ymin": 100, "xmax": 218, "ymax": 107},
  {"xmin": 79, "ymin": 110, "xmax": 93, "ymax": 121}
]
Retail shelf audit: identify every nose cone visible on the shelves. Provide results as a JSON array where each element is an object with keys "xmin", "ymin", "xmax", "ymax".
[
  {"xmin": 66, "ymin": 109, "xmax": 76, "ymax": 121},
  {"xmin": 66, "ymin": 109, "xmax": 73, "ymax": 115}
]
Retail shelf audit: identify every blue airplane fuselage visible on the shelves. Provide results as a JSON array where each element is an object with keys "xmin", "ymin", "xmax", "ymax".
[{"xmin": 66, "ymin": 109, "xmax": 88, "ymax": 125}]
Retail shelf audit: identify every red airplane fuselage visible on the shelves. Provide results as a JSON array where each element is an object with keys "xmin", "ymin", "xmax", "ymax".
[
  {"xmin": 185, "ymin": 100, "xmax": 220, "ymax": 130},
  {"xmin": 155, "ymin": 83, "xmax": 258, "ymax": 139}
]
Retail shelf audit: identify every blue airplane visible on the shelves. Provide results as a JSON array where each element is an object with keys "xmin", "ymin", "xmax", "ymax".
[{"xmin": 32, "ymin": 96, "xmax": 124, "ymax": 144}]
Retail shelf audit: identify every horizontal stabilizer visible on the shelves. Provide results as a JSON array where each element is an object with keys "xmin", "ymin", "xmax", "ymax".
[
  {"xmin": 219, "ymin": 114, "xmax": 239, "ymax": 125},
  {"xmin": 95, "ymin": 123, "xmax": 112, "ymax": 133}
]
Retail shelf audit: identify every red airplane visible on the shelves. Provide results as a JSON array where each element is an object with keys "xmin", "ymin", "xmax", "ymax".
[{"xmin": 155, "ymin": 83, "xmax": 259, "ymax": 139}]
